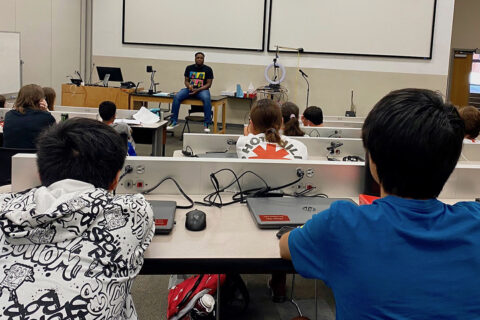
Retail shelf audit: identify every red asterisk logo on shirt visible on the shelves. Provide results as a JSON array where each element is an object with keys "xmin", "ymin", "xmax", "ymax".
[{"xmin": 249, "ymin": 144, "xmax": 290, "ymax": 159}]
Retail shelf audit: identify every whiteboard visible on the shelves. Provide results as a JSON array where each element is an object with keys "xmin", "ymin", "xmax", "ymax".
[
  {"xmin": 268, "ymin": 0, "xmax": 436, "ymax": 59},
  {"xmin": 123, "ymin": 0, "xmax": 266, "ymax": 51},
  {"xmin": 0, "ymin": 32, "xmax": 21, "ymax": 95}
]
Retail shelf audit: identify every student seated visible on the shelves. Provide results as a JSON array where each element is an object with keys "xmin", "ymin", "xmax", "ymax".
[
  {"xmin": 42, "ymin": 86, "xmax": 56, "ymax": 111},
  {"xmin": 0, "ymin": 118, "xmax": 154, "ymax": 319},
  {"xmin": 458, "ymin": 105, "xmax": 480, "ymax": 141},
  {"xmin": 301, "ymin": 106, "xmax": 323, "ymax": 127},
  {"xmin": 3, "ymin": 84, "xmax": 55, "ymax": 149},
  {"xmin": 237, "ymin": 99, "xmax": 307, "ymax": 160},
  {"xmin": 281, "ymin": 101, "xmax": 305, "ymax": 136},
  {"xmin": 280, "ymin": 88, "xmax": 480, "ymax": 319},
  {"xmin": 99, "ymin": 100, "xmax": 136, "ymax": 155}
]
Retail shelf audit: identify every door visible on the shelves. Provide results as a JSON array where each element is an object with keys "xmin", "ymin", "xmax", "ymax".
[{"xmin": 449, "ymin": 51, "xmax": 473, "ymax": 107}]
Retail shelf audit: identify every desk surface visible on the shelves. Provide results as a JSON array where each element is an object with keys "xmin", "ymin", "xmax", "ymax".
[
  {"xmin": 141, "ymin": 195, "xmax": 472, "ymax": 275},
  {"xmin": 142, "ymin": 194, "xmax": 294, "ymax": 274}
]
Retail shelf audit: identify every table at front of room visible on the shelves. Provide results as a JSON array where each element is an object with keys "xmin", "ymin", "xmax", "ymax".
[{"xmin": 129, "ymin": 94, "xmax": 227, "ymax": 134}]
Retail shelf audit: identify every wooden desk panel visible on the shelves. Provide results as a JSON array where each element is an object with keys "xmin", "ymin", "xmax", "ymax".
[{"xmin": 61, "ymin": 84, "xmax": 133, "ymax": 109}]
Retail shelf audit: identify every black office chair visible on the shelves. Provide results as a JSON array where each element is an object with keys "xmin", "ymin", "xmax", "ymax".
[
  {"xmin": 180, "ymin": 105, "xmax": 205, "ymax": 141},
  {"xmin": 0, "ymin": 147, "xmax": 37, "ymax": 186}
]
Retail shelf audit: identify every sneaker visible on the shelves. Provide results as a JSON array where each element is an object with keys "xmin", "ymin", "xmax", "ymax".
[
  {"xmin": 167, "ymin": 121, "xmax": 178, "ymax": 130},
  {"xmin": 203, "ymin": 124, "xmax": 210, "ymax": 133}
]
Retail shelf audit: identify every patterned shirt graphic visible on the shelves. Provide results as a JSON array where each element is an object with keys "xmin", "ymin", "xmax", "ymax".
[
  {"xmin": 236, "ymin": 133, "xmax": 308, "ymax": 160},
  {"xmin": 0, "ymin": 179, "xmax": 154, "ymax": 319},
  {"xmin": 184, "ymin": 64, "xmax": 214, "ymax": 89}
]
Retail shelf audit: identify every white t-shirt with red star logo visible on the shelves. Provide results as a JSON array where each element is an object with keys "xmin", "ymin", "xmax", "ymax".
[{"xmin": 236, "ymin": 133, "xmax": 308, "ymax": 160}]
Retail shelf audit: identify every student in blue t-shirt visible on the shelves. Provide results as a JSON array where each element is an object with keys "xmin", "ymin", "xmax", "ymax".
[{"xmin": 280, "ymin": 88, "xmax": 480, "ymax": 319}]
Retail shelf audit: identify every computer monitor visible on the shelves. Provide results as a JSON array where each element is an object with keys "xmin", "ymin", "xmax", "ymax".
[{"xmin": 96, "ymin": 66, "xmax": 123, "ymax": 82}]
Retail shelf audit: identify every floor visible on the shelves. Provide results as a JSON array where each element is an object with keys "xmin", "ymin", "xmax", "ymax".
[{"xmin": 132, "ymin": 122, "xmax": 336, "ymax": 320}]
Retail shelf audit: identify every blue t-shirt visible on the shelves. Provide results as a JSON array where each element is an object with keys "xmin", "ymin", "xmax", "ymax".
[{"xmin": 288, "ymin": 196, "xmax": 480, "ymax": 319}]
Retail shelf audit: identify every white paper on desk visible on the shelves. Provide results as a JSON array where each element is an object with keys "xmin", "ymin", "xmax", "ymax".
[
  {"xmin": 133, "ymin": 107, "xmax": 160, "ymax": 124},
  {"xmin": 114, "ymin": 118, "xmax": 141, "ymax": 125}
]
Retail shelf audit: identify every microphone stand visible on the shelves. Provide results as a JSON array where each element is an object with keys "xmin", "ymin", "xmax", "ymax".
[{"xmin": 301, "ymin": 73, "xmax": 310, "ymax": 108}]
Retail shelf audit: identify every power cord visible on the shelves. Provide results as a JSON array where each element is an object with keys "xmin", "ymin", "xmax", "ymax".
[
  {"xmin": 196, "ymin": 168, "xmax": 305, "ymax": 207},
  {"xmin": 182, "ymin": 145, "xmax": 197, "ymax": 157},
  {"xmin": 114, "ymin": 165, "xmax": 134, "ymax": 195},
  {"xmin": 142, "ymin": 177, "xmax": 194, "ymax": 209}
]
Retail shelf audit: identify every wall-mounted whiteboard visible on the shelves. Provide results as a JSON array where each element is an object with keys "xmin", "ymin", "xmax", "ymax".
[
  {"xmin": 123, "ymin": 0, "xmax": 266, "ymax": 51},
  {"xmin": 268, "ymin": 0, "xmax": 436, "ymax": 59},
  {"xmin": 0, "ymin": 32, "xmax": 21, "ymax": 95}
]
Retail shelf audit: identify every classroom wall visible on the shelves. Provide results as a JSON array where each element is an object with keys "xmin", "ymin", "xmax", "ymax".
[
  {"xmin": 0, "ymin": 0, "xmax": 83, "ymax": 99},
  {"xmin": 92, "ymin": 0, "xmax": 454, "ymax": 123},
  {"xmin": 451, "ymin": 0, "xmax": 480, "ymax": 50}
]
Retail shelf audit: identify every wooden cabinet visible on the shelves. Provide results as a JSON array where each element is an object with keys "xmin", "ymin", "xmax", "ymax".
[{"xmin": 61, "ymin": 84, "xmax": 134, "ymax": 109}]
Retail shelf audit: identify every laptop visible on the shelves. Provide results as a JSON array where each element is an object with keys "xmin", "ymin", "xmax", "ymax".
[
  {"xmin": 246, "ymin": 197, "xmax": 355, "ymax": 229},
  {"xmin": 149, "ymin": 200, "xmax": 176, "ymax": 234},
  {"xmin": 196, "ymin": 152, "xmax": 238, "ymax": 158}
]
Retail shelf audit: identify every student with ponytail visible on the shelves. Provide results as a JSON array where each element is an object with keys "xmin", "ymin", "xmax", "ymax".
[
  {"xmin": 237, "ymin": 99, "xmax": 307, "ymax": 160},
  {"xmin": 281, "ymin": 101, "xmax": 304, "ymax": 136}
]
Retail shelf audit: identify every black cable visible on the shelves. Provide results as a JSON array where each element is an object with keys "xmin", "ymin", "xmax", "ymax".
[
  {"xmin": 197, "ymin": 168, "xmax": 304, "ymax": 207},
  {"xmin": 142, "ymin": 177, "xmax": 194, "ymax": 209}
]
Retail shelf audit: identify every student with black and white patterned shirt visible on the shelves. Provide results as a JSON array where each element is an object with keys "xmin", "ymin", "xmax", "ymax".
[{"xmin": 0, "ymin": 118, "xmax": 154, "ymax": 319}]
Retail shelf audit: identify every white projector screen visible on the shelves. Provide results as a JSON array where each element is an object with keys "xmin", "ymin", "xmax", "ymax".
[
  {"xmin": 0, "ymin": 32, "xmax": 21, "ymax": 95},
  {"xmin": 268, "ymin": 0, "xmax": 436, "ymax": 59},
  {"xmin": 123, "ymin": 0, "xmax": 266, "ymax": 51}
]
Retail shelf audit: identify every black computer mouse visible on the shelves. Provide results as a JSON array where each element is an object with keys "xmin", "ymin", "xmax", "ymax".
[{"xmin": 185, "ymin": 209, "xmax": 206, "ymax": 231}]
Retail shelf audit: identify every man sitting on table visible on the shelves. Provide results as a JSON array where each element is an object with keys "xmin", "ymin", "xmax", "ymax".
[
  {"xmin": 280, "ymin": 88, "xmax": 480, "ymax": 319},
  {"xmin": 0, "ymin": 118, "xmax": 154, "ymax": 319},
  {"xmin": 167, "ymin": 52, "xmax": 214, "ymax": 133}
]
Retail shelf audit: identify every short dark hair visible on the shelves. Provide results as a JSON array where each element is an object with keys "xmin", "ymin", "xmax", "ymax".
[
  {"xmin": 362, "ymin": 88, "xmax": 464, "ymax": 199},
  {"xmin": 36, "ymin": 118, "xmax": 127, "ymax": 189},
  {"xmin": 303, "ymin": 106, "xmax": 323, "ymax": 125},
  {"xmin": 99, "ymin": 101, "xmax": 116, "ymax": 122},
  {"xmin": 458, "ymin": 106, "xmax": 480, "ymax": 139},
  {"xmin": 195, "ymin": 52, "xmax": 205, "ymax": 58}
]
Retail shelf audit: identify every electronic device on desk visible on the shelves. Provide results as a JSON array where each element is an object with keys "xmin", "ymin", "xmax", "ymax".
[
  {"xmin": 185, "ymin": 209, "xmax": 206, "ymax": 231},
  {"xmin": 97, "ymin": 66, "xmax": 123, "ymax": 87},
  {"xmin": 149, "ymin": 200, "xmax": 177, "ymax": 234},
  {"xmin": 345, "ymin": 90, "xmax": 357, "ymax": 117},
  {"xmin": 247, "ymin": 197, "xmax": 355, "ymax": 229},
  {"xmin": 121, "ymin": 81, "xmax": 136, "ymax": 89},
  {"xmin": 146, "ymin": 65, "xmax": 159, "ymax": 94},
  {"xmin": 69, "ymin": 78, "xmax": 82, "ymax": 86}
]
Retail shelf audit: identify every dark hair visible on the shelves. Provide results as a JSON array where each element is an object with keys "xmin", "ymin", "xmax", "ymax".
[
  {"xmin": 195, "ymin": 52, "xmax": 205, "ymax": 58},
  {"xmin": 99, "ymin": 101, "xmax": 116, "ymax": 122},
  {"xmin": 362, "ymin": 88, "xmax": 465, "ymax": 199},
  {"xmin": 250, "ymin": 99, "xmax": 285, "ymax": 147},
  {"xmin": 36, "ymin": 118, "xmax": 127, "ymax": 189},
  {"xmin": 281, "ymin": 102, "xmax": 304, "ymax": 136},
  {"xmin": 303, "ymin": 106, "xmax": 323, "ymax": 125},
  {"xmin": 0, "ymin": 95, "xmax": 5, "ymax": 108},
  {"xmin": 458, "ymin": 106, "xmax": 480, "ymax": 139},
  {"xmin": 14, "ymin": 84, "xmax": 44, "ymax": 113},
  {"xmin": 42, "ymin": 87, "xmax": 56, "ymax": 111}
]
